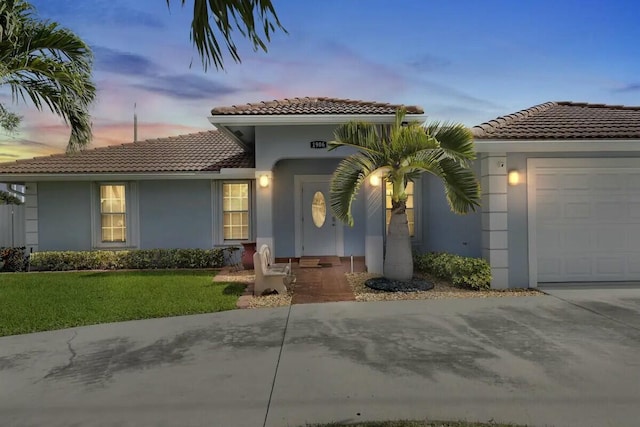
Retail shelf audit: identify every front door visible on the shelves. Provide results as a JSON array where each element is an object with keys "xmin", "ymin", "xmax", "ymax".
[{"xmin": 302, "ymin": 180, "xmax": 337, "ymax": 256}]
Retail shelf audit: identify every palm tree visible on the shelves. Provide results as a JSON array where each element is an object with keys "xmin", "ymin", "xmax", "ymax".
[
  {"xmin": 329, "ymin": 108, "xmax": 480, "ymax": 282},
  {"xmin": 166, "ymin": 0, "xmax": 286, "ymax": 71},
  {"xmin": 0, "ymin": 0, "xmax": 95, "ymax": 152}
]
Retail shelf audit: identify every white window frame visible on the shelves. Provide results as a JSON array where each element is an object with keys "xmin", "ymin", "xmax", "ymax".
[
  {"xmin": 91, "ymin": 182, "xmax": 139, "ymax": 249},
  {"xmin": 383, "ymin": 177, "xmax": 421, "ymax": 243},
  {"xmin": 215, "ymin": 180, "xmax": 254, "ymax": 244}
]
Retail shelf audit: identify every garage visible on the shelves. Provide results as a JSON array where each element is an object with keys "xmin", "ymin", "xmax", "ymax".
[{"xmin": 528, "ymin": 158, "xmax": 640, "ymax": 283}]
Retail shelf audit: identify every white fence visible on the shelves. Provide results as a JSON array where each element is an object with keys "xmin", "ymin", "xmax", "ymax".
[{"xmin": 0, "ymin": 204, "xmax": 25, "ymax": 247}]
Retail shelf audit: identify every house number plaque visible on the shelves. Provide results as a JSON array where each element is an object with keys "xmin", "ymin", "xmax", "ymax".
[{"xmin": 310, "ymin": 140, "xmax": 327, "ymax": 149}]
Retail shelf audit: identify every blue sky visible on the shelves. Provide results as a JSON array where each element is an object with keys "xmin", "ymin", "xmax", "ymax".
[{"xmin": 1, "ymin": 0, "xmax": 639, "ymax": 161}]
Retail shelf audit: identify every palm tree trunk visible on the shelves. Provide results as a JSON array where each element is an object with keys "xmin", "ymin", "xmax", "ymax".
[{"xmin": 383, "ymin": 208, "xmax": 413, "ymax": 281}]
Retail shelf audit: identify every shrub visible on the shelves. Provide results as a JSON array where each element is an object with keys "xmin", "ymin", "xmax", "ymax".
[
  {"xmin": 414, "ymin": 252, "xmax": 491, "ymax": 290},
  {"xmin": 0, "ymin": 247, "xmax": 29, "ymax": 272},
  {"xmin": 28, "ymin": 248, "xmax": 224, "ymax": 272}
]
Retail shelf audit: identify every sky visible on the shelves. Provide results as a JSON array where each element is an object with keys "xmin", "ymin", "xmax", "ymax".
[{"xmin": 1, "ymin": 0, "xmax": 639, "ymax": 162}]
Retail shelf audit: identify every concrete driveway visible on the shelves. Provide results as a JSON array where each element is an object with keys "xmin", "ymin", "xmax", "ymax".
[{"xmin": 1, "ymin": 291, "xmax": 639, "ymax": 427}]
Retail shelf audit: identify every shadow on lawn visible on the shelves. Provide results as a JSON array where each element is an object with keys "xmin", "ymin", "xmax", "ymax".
[{"xmin": 222, "ymin": 283, "xmax": 246, "ymax": 295}]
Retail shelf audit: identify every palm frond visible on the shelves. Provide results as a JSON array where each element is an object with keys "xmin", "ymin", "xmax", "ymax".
[
  {"xmin": 425, "ymin": 121, "xmax": 476, "ymax": 162},
  {"xmin": 167, "ymin": 0, "xmax": 287, "ymax": 71},
  {"xmin": 0, "ymin": 1, "xmax": 95, "ymax": 150},
  {"xmin": 330, "ymin": 151, "xmax": 379, "ymax": 226},
  {"xmin": 436, "ymin": 158, "xmax": 481, "ymax": 214},
  {"xmin": 329, "ymin": 121, "xmax": 386, "ymax": 156}
]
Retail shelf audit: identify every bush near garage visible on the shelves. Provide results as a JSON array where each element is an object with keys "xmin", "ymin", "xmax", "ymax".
[
  {"xmin": 27, "ymin": 248, "xmax": 224, "ymax": 272},
  {"xmin": 414, "ymin": 252, "xmax": 491, "ymax": 290}
]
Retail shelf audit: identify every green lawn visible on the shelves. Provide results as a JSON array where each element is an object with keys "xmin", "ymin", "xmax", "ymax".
[{"xmin": 0, "ymin": 270, "xmax": 245, "ymax": 337}]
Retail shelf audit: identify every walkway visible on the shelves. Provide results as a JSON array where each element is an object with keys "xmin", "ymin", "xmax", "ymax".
[
  {"xmin": 289, "ymin": 256, "xmax": 365, "ymax": 304},
  {"xmin": 2, "ymin": 290, "xmax": 640, "ymax": 426}
]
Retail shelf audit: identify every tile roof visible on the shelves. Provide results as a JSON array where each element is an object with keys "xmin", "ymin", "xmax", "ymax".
[
  {"xmin": 472, "ymin": 102, "xmax": 640, "ymax": 140},
  {"xmin": 0, "ymin": 131, "xmax": 253, "ymax": 175},
  {"xmin": 210, "ymin": 96, "xmax": 424, "ymax": 115}
]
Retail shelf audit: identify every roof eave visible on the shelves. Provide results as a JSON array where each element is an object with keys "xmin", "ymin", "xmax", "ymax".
[
  {"xmin": 0, "ymin": 168, "xmax": 256, "ymax": 182},
  {"xmin": 209, "ymin": 113, "xmax": 428, "ymax": 126},
  {"xmin": 474, "ymin": 138, "xmax": 640, "ymax": 153}
]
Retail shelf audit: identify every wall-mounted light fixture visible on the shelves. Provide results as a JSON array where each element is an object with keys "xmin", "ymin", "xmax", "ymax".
[
  {"xmin": 259, "ymin": 174, "xmax": 270, "ymax": 188},
  {"xmin": 369, "ymin": 174, "xmax": 381, "ymax": 187},
  {"xmin": 508, "ymin": 170, "xmax": 520, "ymax": 186}
]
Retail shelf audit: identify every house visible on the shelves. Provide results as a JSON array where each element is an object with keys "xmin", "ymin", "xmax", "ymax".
[{"xmin": 0, "ymin": 98, "xmax": 639, "ymax": 288}]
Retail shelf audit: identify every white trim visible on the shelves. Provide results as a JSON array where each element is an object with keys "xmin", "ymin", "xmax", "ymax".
[
  {"xmin": 0, "ymin": 170, "xmax": 256, "ymax": 182},
  {"xmin": 210, "ymin": 113, "xmax": 427, "ymax": 127},
  {"xmin": 475, "ymin": 139, "xmax": 640, "ymax": 153},
  {"xmin": 294, "ymin": 175, "xmax": 344, "ymax": 257},
  {"xmin": 24, "ymin": 182, "xmax": 38, "ymax": 252},
  {"xmin": 480, "ymin": 153, "xmax": 509, "ymax": 289},
  {"xmin": 526, "ymin": 157, "xmax": 640, "ymax": 287}
]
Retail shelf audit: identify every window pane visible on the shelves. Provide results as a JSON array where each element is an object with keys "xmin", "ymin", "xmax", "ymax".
[
  {"xmin": 311, "ymin": 191, "xmax": 326, "ymax": 228},
  {"xmin": 223, "ymin": 211, "xmax": 248, "ymax": 240},
  {"xmin": 222, "ymin": 183, "xmax": 249, "ymax": 240},
  {"xmin": 406, "ymin": 195, "xmax": 414, "ymax": 209},
  {"xmin": 101, "ymin": 213, "xmax": 126, "ymax": 242},
  {"xmin": 100, "ymin": 185, "xmax": 127, "ymax": 243},
  {"xmin": 101, "ymin": 185, "xmax": 126, "ymax": 214}
]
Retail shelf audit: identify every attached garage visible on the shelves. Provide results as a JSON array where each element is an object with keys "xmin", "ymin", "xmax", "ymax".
[
  {"xmin": 473, "ymin": 101, "xmax": 640, "ymax": 288},
  {"xmin": 528, "ymin": 158, "xmax": 640, "ymax": 284}
]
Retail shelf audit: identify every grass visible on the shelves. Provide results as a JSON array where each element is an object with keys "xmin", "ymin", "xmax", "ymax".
[
  {"xmin": 305, "ymin": 422, "xmax": 527, "ymax": 427},
  {"xmin": 0, "ymin": 270, "xmax": 245, "ymax": 337}
]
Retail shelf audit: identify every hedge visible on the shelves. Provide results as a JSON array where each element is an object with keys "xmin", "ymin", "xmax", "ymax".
[
  {"xmin": 414, "ymin": 252, "xmax": 491, "ymax": 290},
  {"xmin": 0, "ymin": 247, "xmax": 29, "ymax": 272},
  {"xmin": 27, "ymin": 248, "xmax": 225, "ymax": 272}
]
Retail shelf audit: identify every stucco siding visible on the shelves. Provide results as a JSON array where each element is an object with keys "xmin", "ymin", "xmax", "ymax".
[
  {"xmin": 255, "ymin": 125, "xmax": 358, "ymax": 170},
  {"xmin": 139, "ymin": 180, "xmax": 213, "ymax": 249},
  {"xmin": 38, "ymin": 181, "xmax": 92, "ymax": 251},
  {"xmin": 419, "ymin": 162, "xmax": 482, "ymax": 257}
]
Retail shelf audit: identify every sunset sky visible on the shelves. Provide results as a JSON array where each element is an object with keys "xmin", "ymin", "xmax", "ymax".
[{"xmin": 1, "ymin": 0, "xmax": 639, "ymax": 162}]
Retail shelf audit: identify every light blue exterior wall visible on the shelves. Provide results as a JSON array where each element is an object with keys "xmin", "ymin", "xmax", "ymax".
[
  {"xmin": 255, "ymin": 125, "xmax": 358, "ymax": 169},
  {"xmin": 139, "ymin": 180, "xmax": 213, "ymax": 249},
  {"xmin": 419, "ymin": 162, "xmax": 482, "ymax": 257},
  {"xmin": 506, "ymin": 151, "xmax": 640, "ymax": 287},
  {"xmin": 38, "ymin": 181, "xmax": 92, "ymax": 251}
]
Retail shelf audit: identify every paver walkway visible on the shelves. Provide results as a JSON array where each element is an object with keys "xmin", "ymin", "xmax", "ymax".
[{"xmin": 290, "ymin": 256, "xmax": 365, "ymax": 304}]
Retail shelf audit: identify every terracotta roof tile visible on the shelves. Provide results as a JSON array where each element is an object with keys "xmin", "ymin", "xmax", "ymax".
[
  {"xmin": 472, "ymin": 102, "xmax": 640, "ymax": 139},
  {"xmin": 211, "ymin": 96, "xmax": 424, "ymax": 115},
  {"xmin": 0, "ymin": 131, "xmax": 253, "ymax": 175}
]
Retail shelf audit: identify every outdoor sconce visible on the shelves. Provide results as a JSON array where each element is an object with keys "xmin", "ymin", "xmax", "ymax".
[
  {"xmin": 369, "ymin": 174, "xmax": 381, "ymax": 187},
  {"xmin": 508, "ymin": 170, "xmax": 520, "ymax": 186},
  {"xmin": 259, "ymin": 174, "xmax": 270, "ymax": 188}
]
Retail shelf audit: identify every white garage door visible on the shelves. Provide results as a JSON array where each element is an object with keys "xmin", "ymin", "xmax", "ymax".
[{"xmin": 529, "ymin": 158, "xmax": 640, "ymax": 283}]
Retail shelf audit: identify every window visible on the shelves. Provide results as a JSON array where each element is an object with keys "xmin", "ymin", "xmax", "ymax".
[
  {"xmin": 93, "ymin": 182, "xmax": 138, "ymax": 248},
  {"xmin": 100, "ymin": 184, "xmax": 127, "ymax": 242},
  {"xmin": 385, "ymin": 181, "xmax": 415, "ymax": 237},
  {"xmin": 223, "ymin": 182, "xmax": 249, "ymax": 240}
]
